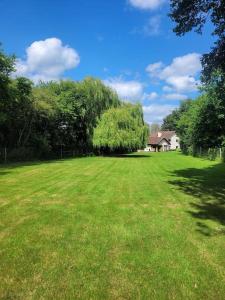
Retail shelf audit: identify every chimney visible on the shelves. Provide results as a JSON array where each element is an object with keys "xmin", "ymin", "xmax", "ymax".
[{"xmin": 158, "ymin": 131, "xmax": 162, "ymax": 137}]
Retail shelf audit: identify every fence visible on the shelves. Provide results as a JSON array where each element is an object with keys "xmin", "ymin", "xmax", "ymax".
[
  {"xmin": 191, "ymin": 147, "xmax": 225, "ymax": 162},
  {"xmin": 0, "ymin": 146, "xmax": 88, "ymax": 163},
  {"xmin": 1, "ymin": 146, "xmax": 225, "ymax": 163}
]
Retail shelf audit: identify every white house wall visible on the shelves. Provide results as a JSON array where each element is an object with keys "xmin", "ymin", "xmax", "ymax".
[{"xmin": 170, "ymin": 134, "xmax": 180, "ymax": 150}]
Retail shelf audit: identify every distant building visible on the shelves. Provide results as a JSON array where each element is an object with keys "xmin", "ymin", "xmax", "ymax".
[{"xmin": 144, "ymin": 131, "xmax": 180, "ymax": 152}]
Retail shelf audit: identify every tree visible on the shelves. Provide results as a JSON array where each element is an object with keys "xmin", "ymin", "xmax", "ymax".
[
  {"xmin": 161, "ymin": 109, "xmax": 180, "ymax": 131},
  {"xmin": 193, "ymin": 73, "xmax": 225, "ymax": 148},
  {"xmin": 32, "ymin": 78, "xmax": 121, "ymax": 154},
  {"xmin": 162, "ymin": 99, "xmax": 193, "ymax": 133},
  {"xmin": 0, "ymin": 44, "xmax": 147, "ymax": 159},
  {"xmin": 169, "ymin": 0, "xmax": 225, "ymax": 82},
  {"xmin": 167, "ymin": 76, "xmax": 225, "ymax": 155},
  {"xmin": 0, "ymin": 45, "xmax": 15, "ymax": 144},
  {"xmin": 93, "ymin": 103, "xmax": 149, "ymax": 153},
  {"xmin": 0, "ymin": 45, "xmax": 15, "ymax": 99},
  {"xmin": 176, "ymin": 98, "xmax": 201, "ymax": 153}
]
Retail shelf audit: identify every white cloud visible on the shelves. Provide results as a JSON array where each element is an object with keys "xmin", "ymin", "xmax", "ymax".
[
  {"xmin": 128, "ymin": 0, "xmax": 165, "ymax": 10},
  {"xmin": 162, "ymin": 85, "xmax": 173, "ymax": 92},
  {"xmin": 143, "ymin": 15, "xmax": 161, "ymax": 36},
  {"xmin": 164, "ymin": 93, "xmax": 188, "ymax": 100},
  {"xmin": 14, "ymin": 38, "xmax": 80, "ymax": 82},
  {"xmin": 145, "ymin": 91, "xmax": 158, "ymax": 100},
  {"xmin": 146, "ymin": 53, "xmax": 201, "ymax": 92},
  {"xmin": 146, "ymin": 61, "xmax": 163, "ymax": 77},
  {"xmin": 166, "ymin": 76, "xmax": 200, "ymax": 93},
  {"xmin": 143, "ymin": 104, "xmax": 176, "ymax": 123},
  {"xmin": 104, "ymin": 77, "xmax": 144, "ymax": 101},
  {"xmin": 160, "ymin": 53, "xmax": 201, "ymax": 78},
  {"xmin": 132, "ymin": 15, "xmax": 162, "ymax": 37}
]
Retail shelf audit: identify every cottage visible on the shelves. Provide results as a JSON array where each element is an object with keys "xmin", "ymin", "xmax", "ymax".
[{"xmin": 145, "ymin": 131, "xmax": 180, "ymax": 152}]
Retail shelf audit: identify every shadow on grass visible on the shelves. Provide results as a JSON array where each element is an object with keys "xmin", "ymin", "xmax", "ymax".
[
  {"xmin": 0, "ymin": 156, "xmax": 85, "ymax": 175},
  {"xmin": 168, "ymin": 163, "xmax": 225, "ymax": 236},
  {"xmin": 0, "ymin": 170, "xmax": 10, "ymax": 176}
]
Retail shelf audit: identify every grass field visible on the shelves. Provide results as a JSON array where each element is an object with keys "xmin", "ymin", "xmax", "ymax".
[{"xmin": 0, "ymin": 151, "xmax": 225, "ymax": 299}]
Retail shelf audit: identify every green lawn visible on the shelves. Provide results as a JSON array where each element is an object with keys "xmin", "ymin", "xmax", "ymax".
[{"xmin": 0, "ymin": 152, "xmax": 225, "ymax": 299}]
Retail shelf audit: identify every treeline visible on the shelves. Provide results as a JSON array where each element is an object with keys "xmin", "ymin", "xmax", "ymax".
[
  {"xmin": 162, "ymin": 72, "xmax": 225, "ymax": 160},
  {"xmin": 167, "ymin": 0, "xmax": 225, "ymax": 161},
  {"xmin": 0, "ymin": 47, "xmax": 148, "ymax": 160}
]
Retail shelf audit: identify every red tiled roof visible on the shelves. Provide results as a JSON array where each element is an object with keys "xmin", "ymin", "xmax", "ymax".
[
  {"xmin": 159, "ymin": 131, "xmax": 176, "ymax": 140},
  {"xmin": 149, "ymin": 136, "xmax": 160, "ymax": 145},
  {"xmin": 148, "ymin": 136, "xmax": 170, "ymax": 145},
  {"xmin": 148, "ymin": 131, "xmax": 176, "ymax": 145}
]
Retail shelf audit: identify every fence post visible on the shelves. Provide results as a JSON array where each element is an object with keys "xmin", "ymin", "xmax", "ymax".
[
  {"xmin": 4, "ymin": 147, "xmax": 7, "ymax": 163},
  {"xmin": 60, "ymin": 144, "xmax": 63, "ymax": 159}
]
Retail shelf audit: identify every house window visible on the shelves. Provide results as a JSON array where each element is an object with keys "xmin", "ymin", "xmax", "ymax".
[{"xmin": 176, "ymin": 139, "xmax": 179, "ymax": 142}]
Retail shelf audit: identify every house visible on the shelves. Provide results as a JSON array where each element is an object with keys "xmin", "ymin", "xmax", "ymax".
[{"xmin": 144, "ymin": 131, "xmax": 180, "ymax": 152}]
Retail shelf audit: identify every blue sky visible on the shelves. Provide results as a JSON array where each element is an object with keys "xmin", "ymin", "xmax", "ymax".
[{"xmin": 0, "ymin": 0, "xmax": 214, "ymax": 123}]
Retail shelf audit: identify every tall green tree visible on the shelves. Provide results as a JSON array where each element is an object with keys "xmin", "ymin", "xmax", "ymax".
[
  {"xmin": 168, "ymin": 77, "xmax": 225, "ymax": 154},
  {"xmin": 0, "ymin": 45, "xmax": 15, "ymax": 99},
  {"xmin": 161, "ymin": 110, "xmax": 180, "ymax": 131},
  {"xmin": 0, "ymin": 44, "xmax": 147, "ymax": 159},
  {"xmin": 193, "ymin": 72, "xmax": 225, "ymax": 148},
  {"xmin": 32, "ymin": 78, "xmax": 121, "ymax": 154},
  {"xmin": 0, "ymin": 46, "xmax": 15, "ymax": 144},
  {"xmin": 93, "ymin": 103, "xmax": 149, "ymax": 153}
]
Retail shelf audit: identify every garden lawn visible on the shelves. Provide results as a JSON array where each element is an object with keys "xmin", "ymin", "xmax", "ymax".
[{"xmin": 0, "ymin": 151, "xmax": 225, "ymax": 299}]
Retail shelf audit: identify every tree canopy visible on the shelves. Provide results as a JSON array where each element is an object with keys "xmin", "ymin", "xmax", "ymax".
[
  {"xmin": 0, "ymin": 45, "xmax": 148, "ymax": 159},
  {"xmin": 163, "ymin": 74, "xmax": 225, "ymax": 155},
  {"xmin": 93, "ymin": 104, "xmax": 149, "ymax": 153}
]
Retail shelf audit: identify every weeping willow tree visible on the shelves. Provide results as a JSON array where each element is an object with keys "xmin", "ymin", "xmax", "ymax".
[
  {"xmin": 28, "ymin": 77, "xmax": 121, "ymax": 154},
  {"xmin": 93, "ymin": 103, "xmax": 149, "ymax": 153}
]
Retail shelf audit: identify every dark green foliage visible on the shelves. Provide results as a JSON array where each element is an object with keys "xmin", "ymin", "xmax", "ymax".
[
  {"xmin": 0, "ymin": 76, "xmax": 34, "ymax": 147},
  {"xmin": 1, "ymin": 77, "xmax": 120, "ymax": 156},
  {"xmin": 1, "ymin": 44, "xmax": 148, "ymax": 159},
  {"xmin": 93, "ymin": 104, "xmax": 149, "ymax": 153},
  {"xmin": 36, "ymin": 78, "xmax": 120, "ymax": 154},
  {"xmin": 161, "ymin": 109, "xmax": 180, "ymax": 131},
  {"xmin": 0, "ymin": 45, "xmax": 15, "ymax": 99},
  {"xmin": 165, "ymin": 73, "xmax": 225, "ymax": 160},
  {"xmin": 169, "ymin": 1, "xmax": 225, "ymax": 158},
  {"xmin": 0, "ymin": 46, "xmax": 16, "ymax": 142}
]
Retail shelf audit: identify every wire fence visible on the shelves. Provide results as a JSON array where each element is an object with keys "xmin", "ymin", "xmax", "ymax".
[
  {"xmin": 0, "ymin": 146, "xmax": 88, "ymax": 163},
  {"xmin": 191, "ymin": 147, "xmax": 225, "ymax": 162},
  {"xmin": 0, "ymin": 146, "xmax": 225, "ymax": 163}
]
